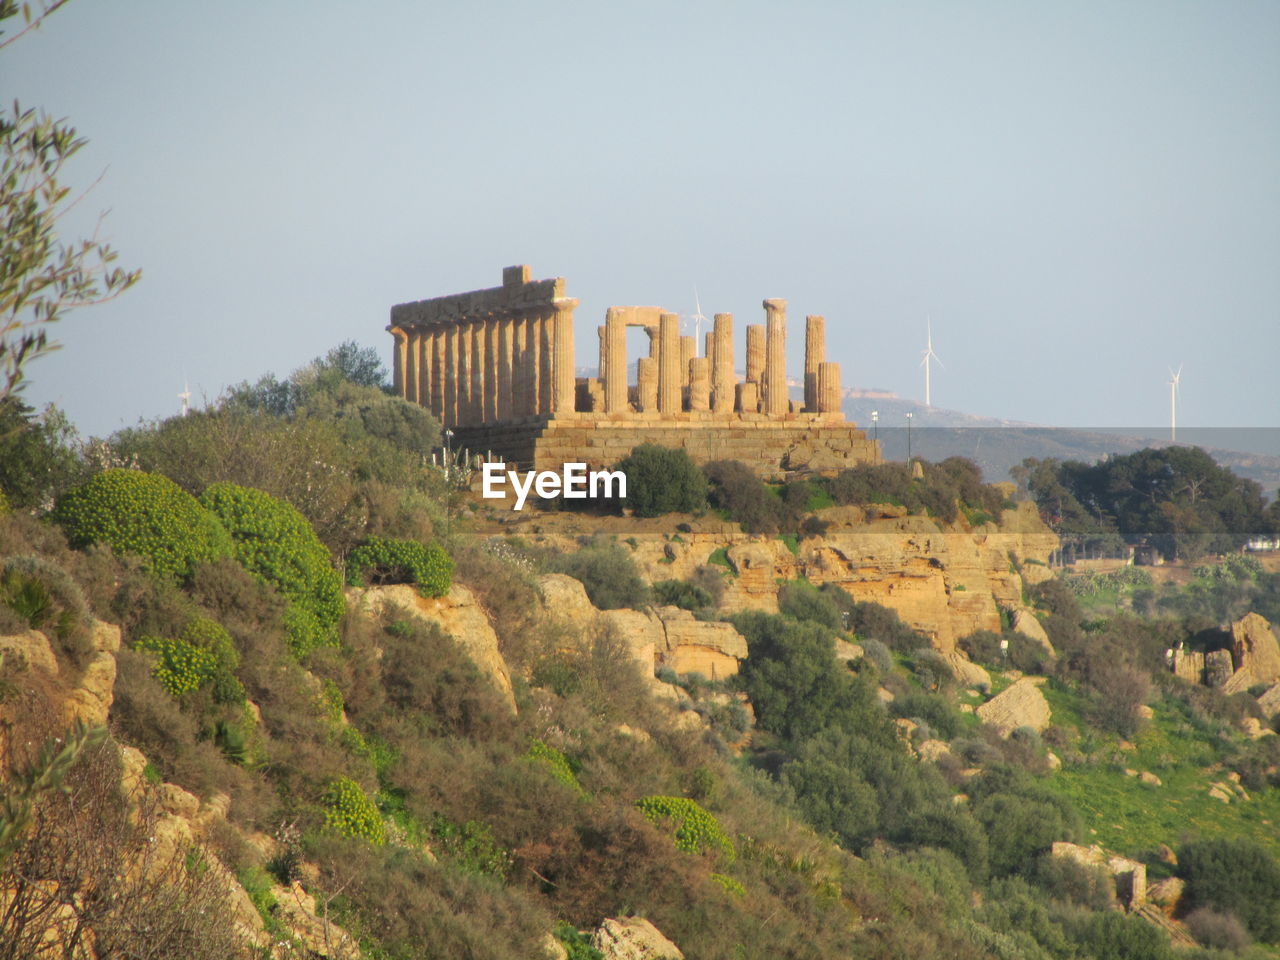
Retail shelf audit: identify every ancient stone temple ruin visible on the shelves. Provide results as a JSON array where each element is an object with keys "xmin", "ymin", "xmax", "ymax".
[{"xmin": 388, "ymin": 266, "xmax": 879, "ymax": 477}]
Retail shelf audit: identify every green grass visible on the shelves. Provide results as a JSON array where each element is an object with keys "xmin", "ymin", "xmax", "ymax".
[
  {"xmin": 778, "ymin": 534, "xmax": 799, "ymax": 555},
  {"xmin": 708, "ymin": 547, "xmax": 732, "ymax": 570},
  {"xmin": 1039, "ymin": 695, "xmax": 1280, "ymax": 860}
]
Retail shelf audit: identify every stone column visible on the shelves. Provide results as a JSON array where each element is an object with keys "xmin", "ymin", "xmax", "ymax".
[
  {"xmin": 418, "ymin": 331, "xmax": 431, "ymax": 409},
  {"xmin": 712, "ymin": 313, "xmax": 734, "ymax": 415},
  {"xmin": 736, "ymin": 381, "xmax": 759, "ymax": 415},
  {"xmin": 404, "ymin": 330, "xmax": 419, "ymax": 405},
  {"xmin": 539, "ymin": 310, "xmax": 554, "ymax": 416},
  {"xmin": 470, "ymin": 321, "xmax": 486, "ymax": 424},
  {"xmin": 804, "ymin": 314, "xmax": 826, "ymax": 412},
  {"xmin": 637, "ymin": 357, "xmax": 658, "ymax": 412},
  {"xmin": 818, "ymin": 361, "xmax": 842, "ymax": 414},
  {"xmin": 597, "ymin": 326, "xmax": 607, "ymax": 385},
  {"xmin": 689, "ymin": 357, "xmax": 711, "ymax": 412},
  {"xmin": 604, "ymin": 307, "xmax": 628, "ymax": 415},
  {"xmin": 497, "ymin": 315, "xmax": 514, "ymax": 421},
  {"xmin": 763, "ymin": 298, "xmax": 788, "ymax": 417},
  {"xmin": 745, "ymin": 324, "xmax": 765, "ymax": 386},
  {"xmin": 483, "ymin": 316, "xmax": 499, "ymax": 422},
  {"xmin": 524, "ymin": 312, "xmax": 542, "ymax": 417},
  {"xmin": 459, "ymin": 322, "xmax": 475, "ymax": 426},
  {"xmin": 680, "ymin": 336, "xmax": 696, "ymax": 392},
  {"xmin": 430, "ymin": 327, "xmax": 445, "ymax": 419},
  {"xmin": 443, "ymin": 325, "xmax": 459, "ymax": 427},
  {"xmin": 658, "ymin": 312, "xmax": 681, "ymax": 414},
  {"xmin": 390, "ymin": 327, "xmax": 407, "ymax": 399},
  {"xmin": 552, "ymin": 298, "xmax": 578, "ymax": 416}
]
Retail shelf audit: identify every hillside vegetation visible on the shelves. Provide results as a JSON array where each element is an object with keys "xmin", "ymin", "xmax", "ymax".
[{"xmin": 3, "ymin": 344, "xmax": 1280, "ymax": 960}]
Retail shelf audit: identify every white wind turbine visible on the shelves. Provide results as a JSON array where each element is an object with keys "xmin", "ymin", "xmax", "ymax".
[
  {"xmin": 920, "ymin": 318, "xmax": 943, "ymax": 407},
  {"xmin": 178, "ymin": 379, "xmax": 191, "ymax": 417},
  {"xmin": 687, "ymin": 287, "xmax": 709, "ymax": 346},
  {"xmin": 1169, "ymin": 364, "xmax": 1182, "ymax": 442}
]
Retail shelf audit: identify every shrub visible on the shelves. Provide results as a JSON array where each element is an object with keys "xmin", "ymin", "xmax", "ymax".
[
  {"xmin": 547, "ymin": 540, "xmax": 648, "ymax": 611},
  {"xmin": 429, "ymin": 815, "xmax": 512, "ymax": 878},
  {"xmin": 322, "ymin": 776, "xmax": 385, "ymax": 844},
  {"xmin": 178, "ymin": 615, "xmax": 244, "ymax": 704},
  {"xmin": 1183, "ymin": 908, "xmax": 1252, "ymax": 952},
  {"xmin": 0, "ymin": 555, "xmax": 92, "ymax": 665},
  {"xmin": 199, "ymin": 482, "xmax": 343, "ymax": 654},
  {"xmin": 652, "ymin": 579, "xmax": 713, "ymax": 611},
  {"xmin": 1180, "ymin": 837, "xmax": 1280, "ymax": 941},
  {"xmin": 1068, "ymin": 911, "xmax": 1174, "ymax": 960},
  {"xmin": 346, "ymin": 536, "xmax": 453, "ymax": 597},
  {"xmin": 616, "ymin": 444, "xmax": 706, "ymax": 517},
  {"xmin": 778, "ymin": 580, "xmax": 842, "ymax": 630},
  {"xmin": 527, "ymin": 739, "xmax": 584, "ymax": 795},
  {"xmin": 135, "ymin": 635, "xmax": 218, "ymax": 698},
  {"xmin": 52, "ymin": 469, "xmax": 234, "ymax": 581},
  {"xmin": 703, "ymin": 459, "xmax": 784, "ymax": 533},
  {"xmin": 635, "ymin": 795, "xmax": 735, "ymax": 863},
  {"xmin": 845, "ymin": 600, "xmax": 930, "ymax": 652}
]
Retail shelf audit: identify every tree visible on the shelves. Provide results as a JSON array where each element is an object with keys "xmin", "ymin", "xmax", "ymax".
[
  {"xmin": 616, "ymin": 444, "xmax": 706, "ymax": 518},
  {"xmin": 1, "ymin": 2, "xmax": 140, "ymax": 401}
]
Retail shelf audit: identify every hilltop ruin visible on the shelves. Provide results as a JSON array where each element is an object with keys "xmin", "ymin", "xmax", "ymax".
[{"xmin": 388, "ymin": 265, "xmax": 880, "ymax": 478}]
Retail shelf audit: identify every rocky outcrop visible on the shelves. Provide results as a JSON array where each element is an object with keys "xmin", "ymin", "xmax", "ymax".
[
  {"xmin": 1223, "ymin": 613, "xmax": 1280, "ymax": 695},
  {"xmin": 1258, "ymin": 682, "xmax": 1280, "ymax": 719},
  {"xmin": 651, "ymin": 606, "xmax": 747, "ymax": 679},
  {"xmin": 64, "ymin": 620, "xmax": 121, "ymax": 727},
  {"xmin": 976, "ymin": 678, "xmax": 1051, "ymax": 736},
  {"xmin": 591, "ymin": 917, "xmax": 684, "ymax": 959},
  {"xmin": 1010, "ymin": 608, "xmax": 1055, "ymax": 656},
  {"xmin": 535, "ymin": 575, "xmax": 748, "ymax": 680},
  {"xmin": 352, "ymin": 584, "xmax": 516, "ymax": 712}
]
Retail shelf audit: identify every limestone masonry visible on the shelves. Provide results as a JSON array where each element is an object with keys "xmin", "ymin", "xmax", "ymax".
[{"xmin": 388, "ymin": 265, "xmax": 880, "ymax": 477}]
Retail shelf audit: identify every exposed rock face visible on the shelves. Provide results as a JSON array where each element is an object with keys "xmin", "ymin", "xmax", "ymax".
[
  {"xmin": 624, "ymin": 501, "xmax": 1056, "ymax": 658},
  {"xmin": 0, "ymin": 629, "xmax": 59, "ymax": 675},
  {"xmin": 1010, "ymin": 608, "xmax": 1055, "ymax": 656},
  {"xmin": 534, "ymin": 574, "xmax": 748, "ymax": 680},
  {"xmin": 64, "ymin": 620, "xmax": 121, "ymax": 726},
  {"xmin": 1258, "ymin": 682, "xmax": 1280, "ymax": 719},
  {"xmin": 272, "ymin": 882, "xmax": 362, "ymax": 959},
  {"xmin": 1204, "ymin": 649, "xmax": 1235, "ymax": 688},
  {"xmin": 1223, "ymin": 613, "xmax": 1280, "ymax": 694},
  {"xmin": 591, "ymin": 917, "xmax": 684, "ymax": 960},
  {"xmin": 352, "ymin": 584, "xmax": 515, "ymax": 712},
  {"xmin": 651, "ymin": 606, "xmax": 747, "ymax": 679},
  {"xmin": 976, "ymin": 678, "xmax": 1051, "ymax": 736}
]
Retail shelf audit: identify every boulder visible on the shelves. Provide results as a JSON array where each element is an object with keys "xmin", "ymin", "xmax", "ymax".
[
  {"xmin": 1258, "ymin": 682, "xmax": 1280, "ymax": 719},
  {"xmin": 977, "ymin": 678, "xmax": 1051, "ymax": 737},
  {"xmin": 1010, "ymin": 608, "xmax": 1055, "ymax": 656},
  {"xmin": 591, "ymin": 917, "xmax": 684, "ymax": 960},
  {"xmin": 1148, "ymin": 876, "xmax": 1185, "ymax": 908},
  {"xmin": 1223, "ymin": 613, "xmax": 1280, "ymax": 694}
]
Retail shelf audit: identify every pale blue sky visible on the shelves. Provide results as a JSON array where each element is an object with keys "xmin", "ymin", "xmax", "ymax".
[{"xmin": 6, "ymin": 0, "xmax": 1278, "ymax": 436}]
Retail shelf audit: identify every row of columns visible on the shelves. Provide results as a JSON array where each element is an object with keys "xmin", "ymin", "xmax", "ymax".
[
  {"xmin": 391, "ymin": 299, "xmax": 577, "ymax": 428},
  {"xmin": 594, "ymin": 299, "xmax": 840, "ymax": 416}
]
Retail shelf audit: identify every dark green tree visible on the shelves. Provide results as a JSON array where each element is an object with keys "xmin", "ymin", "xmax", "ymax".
[{"xmin": 615, "ymin": 444, "xmax": 706, "ymax": 518}]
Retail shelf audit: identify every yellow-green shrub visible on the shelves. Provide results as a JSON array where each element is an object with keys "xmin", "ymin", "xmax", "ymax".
[
  {"xmin": 345, "ymin": 536, "xmax": 453, "ymax": 597},
  {"xmin": 52, "ymin": 469, "xmax": 233, "ymax": 581},
  {"xmin": 198, "ymin": 482, "xmax": 343, "ymax": 655},
  {"xmin": 322, "ymin": 776, "xmax": 385, "ymax": 845},
  {"xmin": 635, "ymin": 795, "xmax": 735, "ymax": 862}
]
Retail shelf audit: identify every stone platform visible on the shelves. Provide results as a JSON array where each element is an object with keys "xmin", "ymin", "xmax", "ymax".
[{"xmin": 451, "ymin": 413, "xmax": 878, "ymax": 479}]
